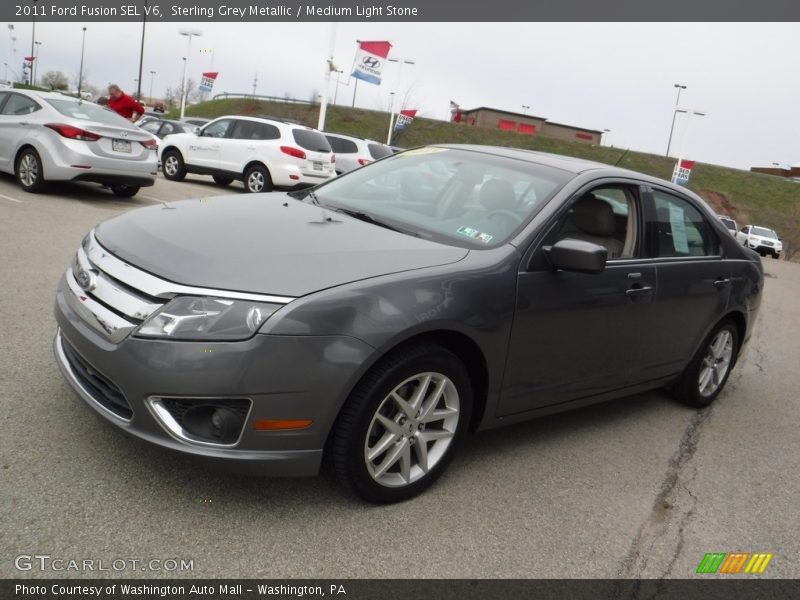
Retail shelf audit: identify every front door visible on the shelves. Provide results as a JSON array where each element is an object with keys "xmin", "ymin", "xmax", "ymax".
[{"xmin": 499, "ymin": 183, "xmax": 656, "ymax": 416}]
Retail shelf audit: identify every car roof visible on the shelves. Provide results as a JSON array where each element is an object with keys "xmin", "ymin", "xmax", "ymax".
[{"xmin": 324, "ymin": 131, "xmax": 384, "ymax": 146}]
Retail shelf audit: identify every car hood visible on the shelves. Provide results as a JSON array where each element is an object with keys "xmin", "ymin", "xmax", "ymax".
[{"xmin": 94, "ymin": 194, "xmax": 469, "ymax": 297}]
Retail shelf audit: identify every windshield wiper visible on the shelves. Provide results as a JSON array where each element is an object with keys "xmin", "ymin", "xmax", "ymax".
[{"xmin": 329, "ymin": 207, "xmax": 417, "ymax": 236}]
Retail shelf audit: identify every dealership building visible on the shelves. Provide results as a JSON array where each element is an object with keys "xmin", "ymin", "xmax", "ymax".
[{"xmin": 452, "ymin": 106, "xmax": 603, "ymax": 144}]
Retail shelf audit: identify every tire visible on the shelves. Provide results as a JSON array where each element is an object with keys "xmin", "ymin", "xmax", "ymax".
[
  {"xmin": 332, "ymin": 343, "xmax": 472, "ymax": 504},
  {"xmin": 771, "ymin": 254, "xmax": 780, "ymax": 260},
  {"xmin": 110, "ymin": 184, "xmax": 140, "ymax": 198},
  {"xmin": 243, "ymin": 164, "xmax": 273, "ymax": 193},
  {"xmin": 213, "ymin": 175, "xmax": 233, "ymax": 186},
  {"xmin": 672, "ymin": 320, "xmax": 739, "ymax": 408},
  {"xmin": 15, "ymin": 148, "xmax": 46, "ymax": 193},
  {"xmin": 162, "ymin": 150, "xmax": 186, "ymax": 181}
]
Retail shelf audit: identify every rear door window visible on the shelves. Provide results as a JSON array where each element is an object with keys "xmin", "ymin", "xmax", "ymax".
[
  {"xmin": 293, "ymin": 129, "xmax": 332, "ymax": 152},
  {"xmin": 3, "ymin": 94, "xmax": 41, "ymax": 115},
  {"xmin": 650, "ymin": 190, "xmax": 719, "ymax": 257}
]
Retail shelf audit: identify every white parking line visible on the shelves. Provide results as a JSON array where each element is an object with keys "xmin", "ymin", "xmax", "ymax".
[
  {"xmin": 0, "ymin": 193, "xmax": 22, "ymax": 203},
  {"xmin": 138, "ymin": 194, "xmax": 163, "ymax": 203}
]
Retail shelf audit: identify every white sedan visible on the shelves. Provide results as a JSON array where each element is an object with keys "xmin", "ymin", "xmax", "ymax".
[
  {"xmin": 0, "ymin": 89, "xmax": 158, "ymax": 198},
  {"xmin": 735, "ymin": 225, "xmax": 783, "ymax": 259}
]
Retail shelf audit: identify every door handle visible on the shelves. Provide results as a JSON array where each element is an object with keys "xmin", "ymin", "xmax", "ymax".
[
  {"xmin": 625, "ymin": 285, "xmax": 653, "ymax": 297},
  {"xmin": 713, "ymin": 278, "xmax": 730, "ymax": 289}
]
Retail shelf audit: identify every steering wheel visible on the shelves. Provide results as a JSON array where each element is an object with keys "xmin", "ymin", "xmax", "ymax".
[{"xmin": 486, "ymin": 210, "xmax": 524, "ymax": 232}]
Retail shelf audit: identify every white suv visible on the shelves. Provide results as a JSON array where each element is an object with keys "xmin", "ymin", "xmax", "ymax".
[
  {"xmin": 736, "ymin": 225, "xmax": 783, "ymax": 259},
  {"xmin": 160, "ymin": 115, "xmax": 335, "ymax": 192},
  {"xmin": 323, "ymin": 132, "xmax": 393, "ymax": 174}
]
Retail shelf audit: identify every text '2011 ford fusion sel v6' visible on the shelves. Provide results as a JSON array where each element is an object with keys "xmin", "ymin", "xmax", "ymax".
[{"xmin": 54, "ymin": 145, "xmax": 764, "ymax": 503}]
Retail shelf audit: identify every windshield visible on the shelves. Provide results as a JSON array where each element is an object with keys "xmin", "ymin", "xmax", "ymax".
[
  {"xmin": 720, "ymin": 218, "xmax": 736, "ymax": 230},
  {"xmin": 45, "ymin": 98, "xmax": 133, "ymax": 127},
  {"xmin": 751, "ymin": 226, "xmax": 777, "ymax": 238},
  {"xmin": 310, "ymin": 147, "xmax": 571, "ymax": 247}
]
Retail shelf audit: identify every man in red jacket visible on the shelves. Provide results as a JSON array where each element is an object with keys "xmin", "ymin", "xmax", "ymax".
[{"xmin": 107, "ymin": 84, "xmax": 145, "ymax": 122}]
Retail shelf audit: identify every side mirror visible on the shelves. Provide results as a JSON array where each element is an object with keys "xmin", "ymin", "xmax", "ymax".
[
  {"xmin": 547, "ymin": 239, "xmax": 608, "ymax": 274},
  {"xmin": 193, "ymin": 127, "xmax": 201, "ymax": 136}
]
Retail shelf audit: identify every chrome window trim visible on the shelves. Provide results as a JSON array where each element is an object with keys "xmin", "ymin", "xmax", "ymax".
[
  {"xmin": 145, "ymin": 396, "xmax": 253, "ymax": 449},
  {"xmin": 85, "ymin": 231, "xmax": 294, "ymax": 305},
  {"xmin": 53, "ymin": 330, "xmax": 133, "ymax": 423}
]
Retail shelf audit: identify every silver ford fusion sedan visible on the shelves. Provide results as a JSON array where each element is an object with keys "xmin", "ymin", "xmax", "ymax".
[{"xmin": 54, "ymin": 145, "xmax": 763, "ymax": 503}]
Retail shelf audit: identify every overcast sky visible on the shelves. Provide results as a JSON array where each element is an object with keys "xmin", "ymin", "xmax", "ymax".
[{"xmin": 3, "ymin": 21, "xmax": 799, "ymax": 169}]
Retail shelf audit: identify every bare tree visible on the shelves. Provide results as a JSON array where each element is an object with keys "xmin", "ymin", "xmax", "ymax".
[{"xmin": 40, "ymin": 70, "xmax": 69, "ymax": 91}]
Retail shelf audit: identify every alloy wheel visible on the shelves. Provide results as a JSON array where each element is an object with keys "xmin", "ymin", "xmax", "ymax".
[
  {"xmin": 364, "ymin": 372, "xmax": 460, "ymax": 488},
  {"xmin": 698, "ymin": 329, "xmax": 733, "ymax": 397},
  {"xmin": 164, "ymin": 156, "xmax": 178, "ymax": 176},
  {"xmin": 247, "ymin": 171, "xmax": 265, "ymax": 192},
  {"xmin": 19, "ymin": 154, "xmax": 39, "ymax": 187}
]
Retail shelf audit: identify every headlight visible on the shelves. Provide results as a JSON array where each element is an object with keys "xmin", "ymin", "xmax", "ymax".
[{"xmin": 135, "ymin": 296, "xmax": 281, "ymax": 341}]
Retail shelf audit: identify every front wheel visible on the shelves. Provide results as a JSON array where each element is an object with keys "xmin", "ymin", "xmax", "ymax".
[
  {"xmin": 332, "ymin": 343, "xmax": 472, "ymax": 503},
  {"xmin": 162, "ymin": 150, "xmax": 186, "ymax": 181},
  {"xmin": 16, "ymin": 148, "xmax": 46, "ymax": 193},
  {"xmin": 672, "ymin": 320, "xmax": 739, "ymax": 408},
  {"xmin": 771, "ymin": 254, "xmax": 780, "ymax": 260},
  {"xmin": 110, "ymin": 184, "xmax": 140, "ymax": 198},
  {"xmin": 243, "ymin": 164, "xmax": 273, "ymax": 193}
]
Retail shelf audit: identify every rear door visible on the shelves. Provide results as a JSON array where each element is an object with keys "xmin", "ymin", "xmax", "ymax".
[
  {"xmin": 0, "ymin": 93, "xmax": 40, "ymax": 167},
  {"xmin": 636, "ymin": 186, "xmax": 730, "ymax": 381},
  {"xmin": 219, "ymin": 120, "xmax": 281, "ymax": 175},
  {"xmin": 499, "ymin": 180, "xmax": 657, "ymax": 416}
]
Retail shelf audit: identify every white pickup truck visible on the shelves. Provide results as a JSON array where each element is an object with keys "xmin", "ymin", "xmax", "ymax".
[{"xmin": 735, "ymin": 225, "xmax": 782, "ymax": 259}]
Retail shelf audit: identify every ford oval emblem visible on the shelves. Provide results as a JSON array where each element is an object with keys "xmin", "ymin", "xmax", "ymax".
[{"xmin": 76, "ymin": 269, "xmax": 97, "ymax": 292}]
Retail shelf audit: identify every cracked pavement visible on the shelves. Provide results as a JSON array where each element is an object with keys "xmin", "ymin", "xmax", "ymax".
[{"xmin": 1, "ymin": 174, "xmax": 798, "ymax": 578}]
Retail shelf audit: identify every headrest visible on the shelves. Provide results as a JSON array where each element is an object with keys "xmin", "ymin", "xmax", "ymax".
[
  {"xmin": 572, "ymin": 194, "xmax": 617, "ymax": 236},
  {"xmin": 480, "ymin": 179, "xmax": 517, "ymax": 213}
]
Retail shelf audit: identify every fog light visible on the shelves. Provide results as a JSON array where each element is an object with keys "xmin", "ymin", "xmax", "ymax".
[{"xmin": 182, "ymin": 405, "xmax": 246, "ymax": 444}]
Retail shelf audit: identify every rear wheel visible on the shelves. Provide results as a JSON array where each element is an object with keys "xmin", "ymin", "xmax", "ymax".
[
  {"xmin": 213, "ymin": 175, "xmax": 233, "ymax": 186},
  {"xmin": 243, "ymin": 164, "xmax": 273, "ymax": 193},
  {"xmin": 16, "ymin": 148, "xmax": 46, "ymax": 193},
  {"xmin": 771, "ymin": 253, "xmax": 780, "ymax": 260},
  {"xmin": 162, "ymin": 150, "xmax": 186, "ymax": 181},
  {"xmin": 110, "ymin": 184, "xmax": 140, "ymax": 198},
  {"xmin": 332, "ymin": 343, "xmax": 472, "ymax": 503},
  {"xmin": 672, "ymin": 320, "xmax": 738, "ymax": 408}
]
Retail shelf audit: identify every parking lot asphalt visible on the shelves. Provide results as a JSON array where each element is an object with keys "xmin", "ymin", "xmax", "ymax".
[{"xmin": 1, "ymin": 172, "xmax": 798, "ymax": 579}]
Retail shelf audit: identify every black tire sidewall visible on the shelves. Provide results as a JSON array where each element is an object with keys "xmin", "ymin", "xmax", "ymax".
[
  {"xmin": 335, "ymin": 346, "xmax": 472, "ymax": 504},
  {"xmin": 676, "ymin": 320, "xmax": 739, "ymax": 408},
  {"xmin": 16, "ymin": 149, "xmax": 44, "ymax": 192},
  {"xmin": 213, "ymin": 176, "xmax": 233, "ymax": 186},
  {"xmin": 111, "ymin": 185, "xmax": 140, "ymax": 198}
]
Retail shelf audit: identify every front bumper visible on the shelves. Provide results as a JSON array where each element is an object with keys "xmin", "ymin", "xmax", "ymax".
[
  {"xmin": 53, "ymin": 276, "xmax": 374, "ymax": 476},
  {"xmin": 748, "ymin": 242, "xmax": 781, "ymax": 255}
]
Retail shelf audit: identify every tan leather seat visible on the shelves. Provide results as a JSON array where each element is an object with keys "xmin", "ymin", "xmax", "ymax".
[{"xmin": 566, "ymin": 194, "xmax": 624, "ymax": 258}]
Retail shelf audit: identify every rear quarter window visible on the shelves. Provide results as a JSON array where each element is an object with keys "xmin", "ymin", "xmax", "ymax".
[
  {"xmin": 293, "ymin": 129, "xmax": 332, "ymax": 152},
  {"xmin": 326, "ymin": 136, "xmax": 359, "ymax": 154},
  {"xmin": 368, "ymin": 143, "xmax": 393, "ymax": 160}
]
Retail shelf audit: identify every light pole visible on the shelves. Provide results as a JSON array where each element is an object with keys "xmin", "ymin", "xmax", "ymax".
[
  {"xmin": 33, "ymin": 41, "xmax": 41, "ymax": 85},
  {"xmin": 603, "ymin": 128, "xmax": 611, "ymax": 147},
  {"xmin": 332, "ymin": 69, "xmax": 344, "ymax": 105},
  {"xmin": 149, "ymin": 70, "xmax": 156, "ymax": 105},
  {"xmin": 666, "ymin": 83, "xmax": 687, "ymax": 157},
  {"xmin": 671, "ymin": 108, "xmax": 705, "ymax": 184},
  {"xmin": 136, "ymin": 0, "xmax": 148, "ymax": 101},
  {"xmin": 386, "ymin": 56, "xmax": 415, "ymax": 144},
  {"xmin": 29, "ymin": 0, "xmax": 37, "ymax": 84},
  {"xmin": 77, "ymin": 27, "xmax": 87, "ymax": 98},
  {"xmin": 178, "ymin": 29, "xmax": 202, "ymax": 119},
  {"xmin": 7, "ymin": 25, "xmax": 17, "ymax": 83},
  {"xmin": 522, "ymin": 104, "xmax": 530, "ymax": 115}
]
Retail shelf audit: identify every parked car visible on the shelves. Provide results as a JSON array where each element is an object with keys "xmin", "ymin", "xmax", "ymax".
[
  {"xmin": 736, "ymin": 225, "xmax": 782, "ymax": 258},
  {"xmin": 159, "ymin": 115, "xmax": 335, "ymax": 192},
  {"xmin": 180, "ymin": 117, "xmax": 211, "ymax": 127},
  {"xmin": 137, "ymin": 118, "xmax": 191, "ymax": 139},
  {"xmin": 0, "ymin": 89, "xmax": 158, "ymax": 197},
  {"xmin": 54, "ymin": 145, "xmax": 763, "ymax": 503},
  {"xmin": 324, "ymin": 132, "xmax": 393, "ymax": 174},
  {"xmin": 717, "ymin": 215, "xmax": 737, "ymax": 234}
]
